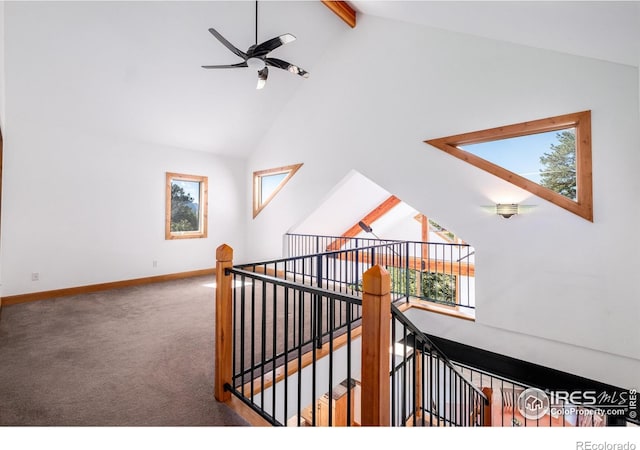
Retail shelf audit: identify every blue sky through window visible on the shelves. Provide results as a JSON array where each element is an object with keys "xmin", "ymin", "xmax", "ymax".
[
  {"xmin": 459, "ymin": 129, "xmax": 574, "ymax": 185},
  {"xmin": 261, "ymin": 173, "xmax": 288, "ymax": 204}
]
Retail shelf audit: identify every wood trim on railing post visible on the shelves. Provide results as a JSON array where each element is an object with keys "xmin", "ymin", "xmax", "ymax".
[
  {"xmin": 415, "ymin": 350, "xmax": 423, "ymax": 422},
  {"xmin": 361, "ymin": 265, "xmax": 391, "ymax": 426},
  {"xmin": 482, "ymin": 387, "xmax": 492, "ymax": 426},
  {"xmin": 215, "ymin": 244, "xmax": 234, "ymax": 402}
]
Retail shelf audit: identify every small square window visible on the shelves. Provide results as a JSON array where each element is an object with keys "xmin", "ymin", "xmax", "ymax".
[{"xmin": 165, "ymin": 172, "xmax": 208, "ymax": 240}]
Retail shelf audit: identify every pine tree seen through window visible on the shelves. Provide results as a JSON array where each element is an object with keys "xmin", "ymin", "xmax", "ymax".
[
  {"xmin": 165, "ymin": 172, "xmax": 208, "ymax": 239},
  {"xmin": 459, "ymin": 129, "xmax": 577, "ymax": 201}
]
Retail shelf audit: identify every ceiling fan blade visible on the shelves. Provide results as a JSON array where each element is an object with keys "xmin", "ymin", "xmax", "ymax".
[
  {"xmin": 265, "ymin": 57, "xmax": 309, "ymax": 78},
  {"xmin": 252, "ymin": 34, "xmax": 296, "ymax": 57},
  {"xmin": 208, "ymin": 27, "xmax": 247, "ymax": 59},
  {"xmin": 201, "ymin": 62, "xmax": 249, "ymax": 69},
  {"xmin": 256, "ymin": 67, "xmax": 268, "ymax": 90}
]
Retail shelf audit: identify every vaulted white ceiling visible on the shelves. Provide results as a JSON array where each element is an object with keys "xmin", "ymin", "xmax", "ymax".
[
  {"xmin": 5, "ymin": 1, "xmax": 639, "ymax": 157},
  {"xmin": 353, "ymin": 1, "xmax": 640, "ymax": 68},
  {"xmin": 5, "ymin": 1, "xmax": 346, "ymax": 156}
]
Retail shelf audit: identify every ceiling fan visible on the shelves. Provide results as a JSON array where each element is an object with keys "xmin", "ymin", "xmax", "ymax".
[{"xmin": 202, "ymin": 1, "xmax": 309, "ymax": 90}]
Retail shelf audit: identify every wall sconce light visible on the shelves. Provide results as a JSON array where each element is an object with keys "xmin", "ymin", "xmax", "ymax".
[{"xmin": 496, "ymin": 203, "xmax": 519, "ymax": 219}]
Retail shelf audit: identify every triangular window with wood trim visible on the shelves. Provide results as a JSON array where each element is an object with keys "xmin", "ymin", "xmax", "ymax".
[
  {"xmin": 425, "ymin": 111, "xmax": 593, "ymax": 221},
  {"xmin": 253, "ymin": 163, "xmax": 303, "ymax": 218}
]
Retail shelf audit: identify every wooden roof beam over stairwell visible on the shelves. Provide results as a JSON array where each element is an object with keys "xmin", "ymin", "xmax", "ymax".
[
  {"xmin": 321, "ymin": 1, "xmax": 357, "ymax": 28},
  {"xmin": 326, "ymin": 195, "xmax": 401, "ymax": 251}
]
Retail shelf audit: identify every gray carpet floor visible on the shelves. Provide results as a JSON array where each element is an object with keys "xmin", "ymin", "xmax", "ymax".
[{"xmin": 0, "ymin": 276, "xmax": 248, "ymax": 426}]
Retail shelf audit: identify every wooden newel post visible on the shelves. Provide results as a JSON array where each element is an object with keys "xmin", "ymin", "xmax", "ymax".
[
  {"xmin": 215, "ymin": 244, "xmax": 233, "ymax": 402},
  {"xmin": 361, "ymin": 265, "xmax": 391, "ymax": 426}
]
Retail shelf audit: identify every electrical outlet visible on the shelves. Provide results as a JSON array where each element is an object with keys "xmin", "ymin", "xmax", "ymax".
[
  {"xmin": 152, "ymin": 260, "xmax": 158, "ymax": 268},
  {"xmin": 31, "ymin": 272, "xmax": 40, "ymax": 281}
]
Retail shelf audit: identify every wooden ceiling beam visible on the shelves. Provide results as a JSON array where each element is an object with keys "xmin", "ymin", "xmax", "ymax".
[
  {"xmin": 321, "ymin": 1, "xmax": 357, "ymax": 28},
  {"xmin": 326, "ymin": 195, "xmax": 401, "ymax": 251}
]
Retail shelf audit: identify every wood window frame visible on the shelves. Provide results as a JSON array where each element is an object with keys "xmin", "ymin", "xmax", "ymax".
[
  {"xmin": 253, "ymin": 163, "xmax": 303, "ymax": 218},
  {"xmin": 425, "ymin": 110, "xmax": 593, "ymax": 222},
  {"xmin": 165, "ymin": 172, "xmax": 208, "ymax": 240}
]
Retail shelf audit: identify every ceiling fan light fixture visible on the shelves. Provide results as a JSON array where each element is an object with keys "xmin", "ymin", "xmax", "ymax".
[
  {"xmin": 256, "ymin": 67, "xmax": 268, "ymax": 90},
  {"xmin": 279, "ymin": 34, "xmax": 296, "ymax": 44},
  {"xmin": 247, "ymin": 57, "xmax": 266, "ymax": 70}
]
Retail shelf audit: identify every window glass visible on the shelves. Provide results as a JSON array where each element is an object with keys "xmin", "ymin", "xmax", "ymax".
[
  {"xmin": 166, "ymin": 173, "xmax": 208, "ymax": 239},
  {"xmin": 460, "ymin": 129, "xmax": 577, "ymax": 201}
]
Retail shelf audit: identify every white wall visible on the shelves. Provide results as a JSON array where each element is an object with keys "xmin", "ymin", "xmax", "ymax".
[
  {"xmin": 0, "ymin": 0, "xmax": 5, "ymax": 302},
  {"xmin": 0, "ymin": 123, "xmax": 246, "ymax": 296},
  {"xmin": 246, "ymin": 15, "xmax": 640, "ymax": 386},
  {"xmin": 405, "ymin": 308, "xmax": 639, "ymax": 389},
  {"xmin": 0, "ymin": 2, "xmax": 249, "ymax": 296},
  {"xmin": 0, "ymin": 0, "xmax": 4, "ymax": 130},
  {"xmin": 291, "ymin": 170, "xmax": 390, "ymax": 236}
]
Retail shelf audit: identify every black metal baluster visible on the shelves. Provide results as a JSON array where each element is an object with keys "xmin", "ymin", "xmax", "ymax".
[
  {"xmin": 232, "ymin": 274, "xmax": 237, "ymax": 389},
  {"xmin": 405, "ymin": 242, "xmax": 410, "ymax": 301},
  {"xmin": 354, "ymin": 238, "xmax": 359, "ymax": 295},
  {"xmin": 272, "ymin": 276, "xmax": 277, "ymax": 421},
  {"xmin": 402, "ymin": 325, "xmax": 407, "ymax": 425},
  {"xmin": 250, "ymin": 277, "xmax": 256, "ymax": 404},
  {"xmin": 421, "ymin": 348, "xmax": 426, "ymax": 426},
  {"xmin": 311, "ymin": 290, "xmax": 317, "ymax": 426},
  {"xmin": 346, "ymin": 301, "xmax": 352, "ymax": 427},
  {"xmin": 428, "ymin": 351, "xmax": 433, "ymax": 426},
  {"xmin": 328, "ymin": 296, "xmax": 334, "ymax": 426},
  {"xmin": 412, "ymin": 344, "xmax": 417, "ymax": 426},
  {"xmin": 284, "ymin": 287, "xmax": 289, "ymax": 424},
  {"xmin": 315, "ymin": 254, "xmax": 323, "ymax": 348},
  {"xmin": 448, "ymin": 365, "xmax": 452, "ymax": 426},
  {"xmin": 292, "ymin": 265, "xmax": 297, "ymax": 348},
  {"xmin": 436, "ymin": 354, "xmax": 441, "ymax": 426},
  {"xmin": 391, "ymin": 317, "xmax": 396, "ymax": 426},
  {"xmin": 240, "ymin": 276, "xmax": 246, "ymax": 388},
  {"xmin": 260, "ymin": 279, "xmax": 266, "ymax": 411}
]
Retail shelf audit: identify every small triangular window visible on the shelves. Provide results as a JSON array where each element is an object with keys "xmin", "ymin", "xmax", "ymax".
[{"xmin": 253, "ymin": 163, "xmax": 303, "ymax": 218}]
